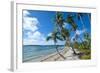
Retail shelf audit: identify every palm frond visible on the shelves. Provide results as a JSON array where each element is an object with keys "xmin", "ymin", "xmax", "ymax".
[
  {"xmin": 46, "ymin": 36, "xmax": 52, "ymax": 41},
  {"xmin": 56, "ymin": 36, "xmax": 64, "ymax": 41},
  {"xmin": 66, "ymin": 15, "xmax": 77, "ymax": 31},
  {"xmin": 61, "ymin": 28, "xmax": 70, "ymax": 37}
]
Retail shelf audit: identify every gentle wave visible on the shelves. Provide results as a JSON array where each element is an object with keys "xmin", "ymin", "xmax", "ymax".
[{"xmin": 23, "ymin": 45, "xmax": 64, "ymax": 62}]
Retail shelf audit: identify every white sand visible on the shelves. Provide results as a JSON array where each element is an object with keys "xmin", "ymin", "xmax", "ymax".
[{"xmin": 25, "ymin": 47, "xmax": 80, "ymax": 62}]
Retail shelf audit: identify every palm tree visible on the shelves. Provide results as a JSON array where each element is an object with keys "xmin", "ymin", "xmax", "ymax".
[
  {"xmin": 76, "ymin": 13, "xmax": 91, "ymax": 48},
  {"xmin": 54, "ymin": 12, "xmax": 78, "ymax": 55},
  {"xmin": 46, "ymin": 31, "xmax": 66, "ymax": 59},
  {"xmin": 55, "ymin": 12, "xmax": 65, "ymax": 28},
  {"xmin": 54, "ymin": 12, "xmax": 65, "ymax": 34},
  {"xmin": 65, "ymin": 14, "xmax": 78, "ymax": 55},
  {"xmin": 66, "ymin": 15, "xmax": 78, "ymax": 31}
]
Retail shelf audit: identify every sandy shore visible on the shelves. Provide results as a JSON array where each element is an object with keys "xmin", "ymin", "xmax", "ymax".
[
  {"xmin": 40, "ymin": 47, "xmax": 80, "ymax": 62},
  {"xmin": 24, "ymin": 47, "xmax": 80, "ymax": 62}
]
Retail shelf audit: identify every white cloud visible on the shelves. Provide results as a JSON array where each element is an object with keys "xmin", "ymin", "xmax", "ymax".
[
  {"xmin": 23, "ymin": 10, "xmax": 48, "ymax": 45},
  {"xmin": 76, "ymin": 29, "xmax": 86, "ymax": 35},
  {"xmin": 27, "ymin": 31, "xmax": 44, "ymax": 40},
  {"xmin": 71, "ymin": 29, "xmax": 86, "ymax": 42},
  {"xmin": 23, "ymin": 10, "xmax": 43, "ymax": 45},
  {"xmin": 24, "ymin": 38, "xmax": 50, "ymax": 45},
  {"xmin": 24, "ymin": 17, "xmax": 39, "ymax": 26},
  {"xmin": 24, "ymin": 37, "xmax": 65, "ymax": 45},
  {"xmin": 23, "ymin": 10, "xmax": 65, "ymax": 45},
  {"xmin": 23, "ymin": 17, "xmax": 39, "ymax": 32},
  {"xmin": 63, "ymin": 22, "xmax": 69, "ymax": 27},
  {"xmin": 24, "ymin": 31, "xmax": 53, "ymax": 45},
  {"xmin": 23, "ymin": 10, "xmax": 30, "ymax": 17},
  {"xmin": 47, "ymin": 32, "xmax": 52, "ymax": 36}
]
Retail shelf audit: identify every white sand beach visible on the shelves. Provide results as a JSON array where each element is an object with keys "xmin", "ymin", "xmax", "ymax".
[
  {"xmin": 40, "ymin": 47, "xmax": 80, "ymax": 62},
  {"xmin": 25, "ymin": 47, "xmax": 80, "ymax": 62}
]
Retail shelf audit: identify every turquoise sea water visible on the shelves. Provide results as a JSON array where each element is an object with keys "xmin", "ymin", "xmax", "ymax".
[{"xmin": 23, "ymin": 45, "xmax": 64, "ymax": 62}]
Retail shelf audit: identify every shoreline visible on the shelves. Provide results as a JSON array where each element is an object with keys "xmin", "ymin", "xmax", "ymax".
[{"xmin": 24, "ymin": 47, "xmax": 80, "ymax": 62}]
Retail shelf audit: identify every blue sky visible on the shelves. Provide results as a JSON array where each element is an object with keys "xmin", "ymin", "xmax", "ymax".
[{"xmin": 23, "ymin": 10, "xmax": 91, "ymax": 45}]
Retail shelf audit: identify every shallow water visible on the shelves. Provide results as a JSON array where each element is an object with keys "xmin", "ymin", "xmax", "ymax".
[{"xmin": 23, "ymin": 45, "xmax": 64, "ymax": 62}]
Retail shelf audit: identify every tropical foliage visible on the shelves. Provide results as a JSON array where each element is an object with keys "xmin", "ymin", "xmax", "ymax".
[{"xmin": 46, "ymin": 11, "xmax": 91, "ymax": 60}]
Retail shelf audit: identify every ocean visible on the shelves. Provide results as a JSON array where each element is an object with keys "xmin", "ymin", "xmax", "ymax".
[{"xmin": 23, "ymin": 45, "xmax": 64, "ymax": 62}]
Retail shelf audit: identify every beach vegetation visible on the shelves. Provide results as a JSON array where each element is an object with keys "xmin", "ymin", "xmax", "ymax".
[{"xmin": 46, "ymin": 11, "xmax": 91, "ymax": 60}]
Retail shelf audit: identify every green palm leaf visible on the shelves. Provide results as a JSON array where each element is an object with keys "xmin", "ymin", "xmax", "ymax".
[
  {"xmin": 46, "ymin": 36, "xmax": 52, "ymax": 41},
  {"xmin": 66, "ymin": 15, "xmax": 77, "ymax": 31}
]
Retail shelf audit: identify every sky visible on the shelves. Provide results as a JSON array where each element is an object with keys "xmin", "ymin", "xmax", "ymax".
[{"xmin": 22, "ymin": 10, "xmax": 91, "ymax": 45}]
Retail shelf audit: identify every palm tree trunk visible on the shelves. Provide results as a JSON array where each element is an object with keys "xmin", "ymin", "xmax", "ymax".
[
  {"xmin": 66, "ymin": 37, "xmax": 77, "ymax": 55},
  {"xmin": 71, "ymin": 46, "xmax": 77, "ymax": 55},
  {"xmin": 55, "ymin": 43, "xmax": 66, "ymax": 60}
]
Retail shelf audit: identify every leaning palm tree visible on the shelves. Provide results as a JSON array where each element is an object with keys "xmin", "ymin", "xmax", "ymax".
[
  {"xmin": 46, "ymin": 31, "xmax": 66, "ymax": 59},
  {"xmin": 55, "ymin": 12, "xmax": 78, "ymax": 55},
  {"xmin": 76, "ymin": 13, "xmax": 90, "ymax": 46},
  {"xmin": 66, "ymin": 14, "xmax": 78, "ymax": 31},
  {"xmin": 65, "ymin": 14, "xmax": 78, "ymax": 55},
  {"xmin": 54, "ymin": 12, "xmax": 65, "ymax": 35},
  {"xmin": 55, "ymin": 12, "xmax": 65, "ymax": 28}
]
